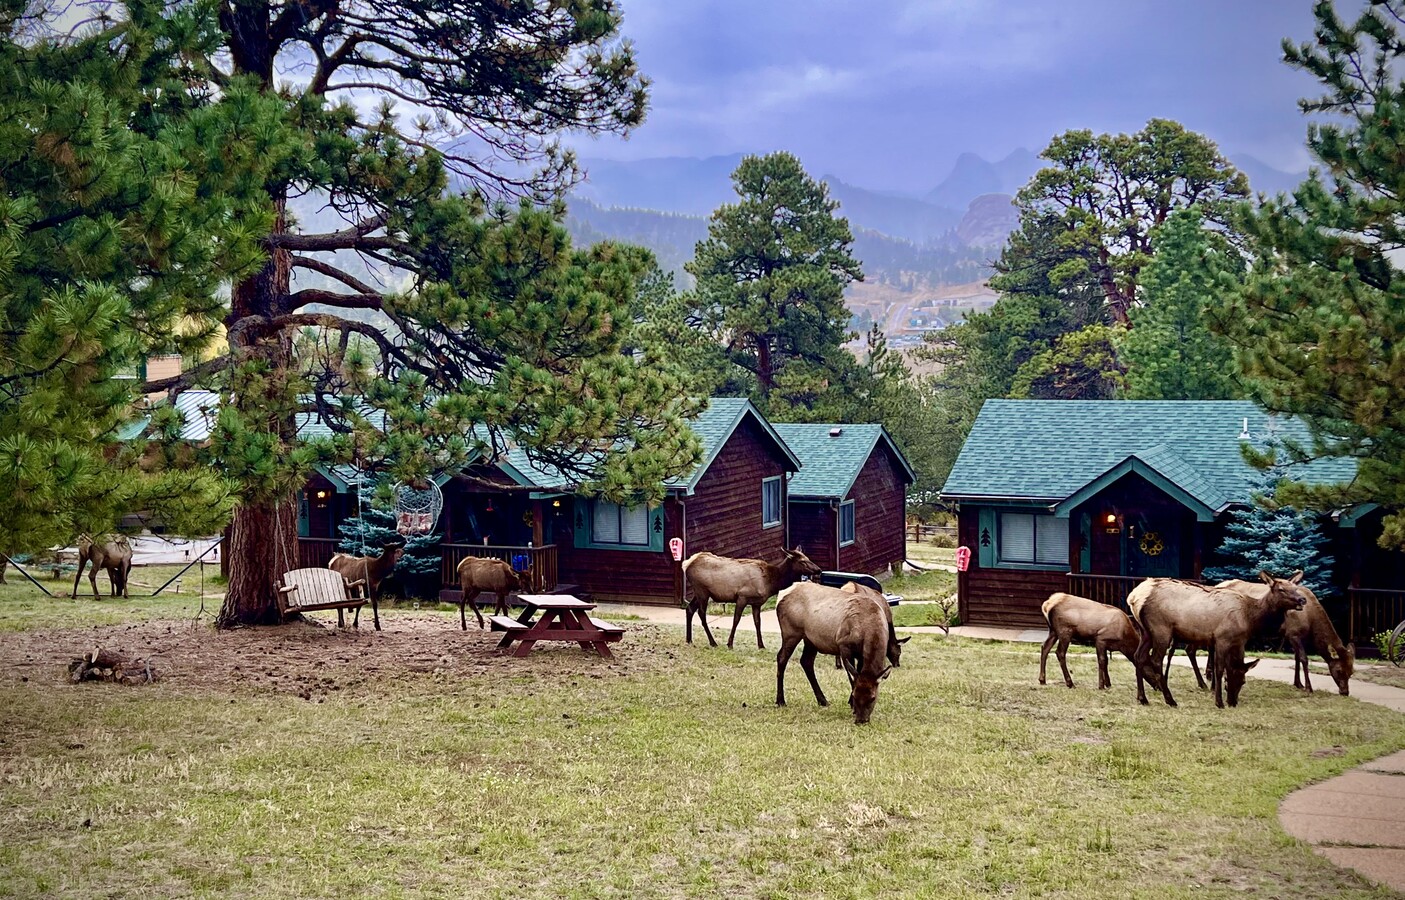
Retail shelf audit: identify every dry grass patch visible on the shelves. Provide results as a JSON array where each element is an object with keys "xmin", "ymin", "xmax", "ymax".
[{"xmin": 0, "ymin": 607, "xmax": 1402, "ymax": 898}]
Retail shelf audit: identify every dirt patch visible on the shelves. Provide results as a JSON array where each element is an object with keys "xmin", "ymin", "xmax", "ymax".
[{"xmin": 0, "ymin": 614, "xmax": 675, "ymax": 699}]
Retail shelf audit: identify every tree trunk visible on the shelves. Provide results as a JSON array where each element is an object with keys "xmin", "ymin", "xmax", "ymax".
[
  {"xmin": 755, "ymin": 335, "xmax": 774, "ymax": 397},
  {"xmin": 216, "ymin": 497, "xmax": 299, "ymax": 627}
]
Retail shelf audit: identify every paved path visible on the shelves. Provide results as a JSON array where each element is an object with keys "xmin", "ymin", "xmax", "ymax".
[{"xmin": 602, "ymin": 604, "xmax": 1405, "ymax": 891}]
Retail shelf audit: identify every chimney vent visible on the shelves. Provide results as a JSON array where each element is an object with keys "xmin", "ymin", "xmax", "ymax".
[
  {"xmin": 1238, "ymin": 417, "xmax": 1250, "ymax": 440},
  {"xmin": 829, "ymin": 427, "xmax": 843, "ymax": 437}
]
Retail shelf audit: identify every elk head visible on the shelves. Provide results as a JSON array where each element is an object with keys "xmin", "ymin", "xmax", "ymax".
[
  {"xmin": 783, "ymin": 546, "xmax": 823, "ymax": 580},
  {"xmin": 1258, "ymin": 569, "xmax": 1310, "ymax": 614},
  {"xmin": 1326, "ymin": 643, "xmax": 1356, "ymax": 696}
]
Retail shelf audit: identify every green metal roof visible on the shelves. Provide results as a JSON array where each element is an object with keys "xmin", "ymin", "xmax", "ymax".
[
  {"xmin": 773, "ymin": 423, "xmax": 916, "ymax": 500},
  {"xmin": 941, "ymin": 400, "xmax": 1357, "ymax": 512}
]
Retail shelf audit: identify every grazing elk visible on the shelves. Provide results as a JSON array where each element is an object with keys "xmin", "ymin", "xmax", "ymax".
[
  {"xmin": 680, "ymin": 547, "xmax": 822, "ymax": 649},
  {"xmin": 1130, "ymin": 572, "xmax": 1310, "ymax": 708},
  {"xmin": 1216, "ymin": 579, "xmax": 1354, "ymax": 696},
  {"xmin": 1163, "ymin": 641, "xmax": 1213, "ymax": 690},
  {"xmin": 455, "ymin": 556, "xmax": 522, "ymax": 630},
  {"xmin": 328, "ymin": 537, "xmax": 405, "ymax": 631},
  {"xmin": 775, "ymin": 581, "xmax": 895, "ymax": 725},
  {"xmin": 71, "ymin": 534, "xmax": 133, "ymax": 600},
  {"xmin": 837, "ymin": 581, "xmax": 908, "ymax": 668},
  {"xmin": 1039, "ymin": 592, "xmax": 1149, "ymax": 691}
]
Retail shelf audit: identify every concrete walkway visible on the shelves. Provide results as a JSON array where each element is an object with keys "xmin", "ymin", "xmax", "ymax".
[{"xmin": 603, "ymin": 603, "xmax": 1405, "ymax": 891}]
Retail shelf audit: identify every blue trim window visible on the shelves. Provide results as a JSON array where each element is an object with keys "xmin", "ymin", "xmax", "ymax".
[
  {"xmin": 839, "ymin": 501, "xmax": 856, "ymax": 546},
  {"xmin": 998, "ymin": 512, "xmax": 1066, "ymax": 567},
  {"xmin": 593, "ymin": 501, "xmax": 650, "ymax": 546},
  {"xmin": 762, "ymin": 477, "xmax": 783, "ymax": 528}
]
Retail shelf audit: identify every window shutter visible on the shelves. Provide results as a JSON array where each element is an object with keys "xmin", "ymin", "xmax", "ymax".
[
  {"xmin": 1036, "ymin": 515, "xmax": 1068, "ymax": 565},
  {"xmin": 977, "ymin": 508, "xmax": 996, "ymax": 568}
]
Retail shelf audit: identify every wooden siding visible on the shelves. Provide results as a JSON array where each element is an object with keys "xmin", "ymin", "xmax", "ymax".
[
  {"xmin": 957, "ymin": 505, "xmax": 1064, "ymax": 627},
  {"xmin": 837, "ymin": 444, "xmax": 908, "ymax": 576},
  {"xmin": 789, "ymin": 503, "xmax": 837, "ymax": 570}
]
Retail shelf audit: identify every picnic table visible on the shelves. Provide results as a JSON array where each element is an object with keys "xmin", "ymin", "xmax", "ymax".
[{"xmin": 488, "ymin": 594, "xmax": 624, "ymax": 659}]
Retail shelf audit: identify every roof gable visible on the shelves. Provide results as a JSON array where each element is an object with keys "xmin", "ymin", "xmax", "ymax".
[
  {"xmin": 942, "ymin": 400, "xmax": 1356, "ymax": 511},
  {"xmin": 774, "ymin": 423, "xmax": 916, "ymax": 500}
]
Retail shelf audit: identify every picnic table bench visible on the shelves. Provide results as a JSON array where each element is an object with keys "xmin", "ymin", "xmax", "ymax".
[
  {"xmin": 278, "ymin": 568, "xmax": 367, "ymax": 628},
  {"xmin": 489, "ymin": 594, "xmax": 625, "ymax": 659}
]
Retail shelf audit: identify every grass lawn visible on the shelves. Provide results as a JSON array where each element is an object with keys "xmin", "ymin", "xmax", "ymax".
[
  {"xmin": 0, "ymin": 564, "xmax": 224, "ymax": 632},
  {"xmin": 2, "ymin": 588, "xmax": 1404, "ymax": 897}
]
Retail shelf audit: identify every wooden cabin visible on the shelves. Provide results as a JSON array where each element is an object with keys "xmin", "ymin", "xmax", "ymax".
[
  {"xmin": 773, "ymin": 423, "xmax": 915, "ymax": 575},
  {"xmin": 941, "ymin": 400, "xmax": 1398, "ymax": 647}
]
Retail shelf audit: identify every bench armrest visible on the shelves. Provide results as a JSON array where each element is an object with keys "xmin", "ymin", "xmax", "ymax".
[{"xmin": 279, "ymin": 584, "xmax": 299, "ymax": 594}]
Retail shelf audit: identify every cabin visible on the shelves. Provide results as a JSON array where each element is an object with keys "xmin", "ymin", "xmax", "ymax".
[
  {"xmin": 773, "ymin": 423, "xmax": 915, "ymax": 575},
  {"xmin": 940, "ymin": 400, "xmax": 1400, "ymax": 648}
]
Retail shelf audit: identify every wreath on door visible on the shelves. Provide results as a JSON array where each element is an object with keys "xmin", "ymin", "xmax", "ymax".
[{"xmin": 1138, "ymin": 531, "xmax": 1165, "ymax": 556}]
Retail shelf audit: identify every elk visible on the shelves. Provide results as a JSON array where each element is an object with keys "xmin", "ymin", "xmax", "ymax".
[
  {"xmin": 1038, "ymin": 592, "xmax": 1148, "ymax": 691},
  {"xmin": 1216, "ymin": 578, "xmax": 1354, "ymax": 696},
  {"xmin": 775, "ymin": 581, "xmax": 895, "ymax": 724},
  {"xmin": 71, "ymin": 535, "xmax": 133, "ymax": 600},
  {"xmin": 1163, "ymin": 641, "xmax": 1213, "ymax": 690},
  {"xmin": 455, "ymin": 556, "xmax": 522, "ymax": 630},
  {"xmin": 328, "ymin": 537, "xmax": 405, "ymax": 631},
  {"xmin": 680, "ymin": 547, "xmax": 822, "ymax": 649},
  {"xmin": 1130, "ymin": 572, "xmax": 1310, "ymax": 708},
  {"xmin": 835, "ymin": 581, "xmax": 907, "ymax": 669}
]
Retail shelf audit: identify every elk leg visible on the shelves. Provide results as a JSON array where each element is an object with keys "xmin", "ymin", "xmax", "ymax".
[
  {"xmin": 751, "ymin": 602, "xmax": 765, "ymax": 650},
  {"xmin": 1056, "ymin": 638, "xmax": 1074, "ymax": 688},
  {"xmin": 1039, "ymin": 632, "xmax": 1056, "ymax": 685},
  {"xmin": 1152, "ymin": 639, "xmax": 1177, "ymax": 707},
  {"xmin": 352, "ymin": 604, "xmax": 360, "ymax": 629},
  {"xmin": 776, "ymin": 635, "xmax": 802, "ymax": 706},
  {"xmin": 688, "ymin": 595, "xmax": 717, "ymax": 647},
  {"xmin": 799, "ymin": 641, "xmax": 827, "ymax": 707},
  {"xmin": 371, "ymin": 592, "xmax": 381, "ymax": 631},
  {"xmin": 725, "ymin": 599, "xmax": 748, "ymax": 649},
  {"xmin": 1096, "ymin": 645, "xmax": 1110, "ymax": 690},
  {"xmin": 122, "ymin": 561, "xmax": 131, "ymax": 599},
  {"xmin": 89, "ymin": 565, "xmax": 101, "ymax": 600},
  {"xmin": 1298, "ymin": 644, "xmax": 1313, "ymax": 693},
  {"xmin": 1211, "ymin": 642, "xmax": 1225, "ymax": 709},
  {"xmin": 1186, "ymin": 647, "xmax": 1207, "ymax": 690},
  {"xmin": 71, "ymin": 558, "xmax": 85, "ymax": 599},
  {"xmin": 337, "ymin": 607, "xmax": 345, "ymax": 629},
  {"xmin": 1163, "ymin": 644, "xmax": 1175, "ymax": 684}
]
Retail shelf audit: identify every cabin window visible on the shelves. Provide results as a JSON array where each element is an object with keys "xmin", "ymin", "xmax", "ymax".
[
  {"xmin": 592, "ymin": 501, "xmax": 650, "ymax": 546},
  {"xmin": 762, "ymin": 477, "xmax": 783, "ymax": 528},
  {"xmin": 998, "ymin": 512, "xmax": 1066, "ymax": 567},
  {"xmin": 839, "ymin": 501, "xmax": 856, "ymax": 546}
]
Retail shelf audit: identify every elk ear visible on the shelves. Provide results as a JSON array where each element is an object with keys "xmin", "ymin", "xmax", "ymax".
[
  {"xmin": 897, "ymin": 636, "xmax": 911, "ymax": 645},
  {"xmin": 879, "ymin": 665, "xmax": 893, "ymax": 680},
  {"xmin": 1244, "ymin": 658, "xmax": 1261, "ymax": 671},
  {"xmin": 1258, "ymin": 570, "xmax": 1275, "ymax": 585},
  {"xmin": 794, "ymin": 545, "xmax": 804, "ymax": 555},
  {"xmin": 1346, "ymin": 643, "xmax": 1356, "ymax": 661},
  {"xmin": 1289, "ymin": 569, "xmax": 1305, "ymax": 584}
]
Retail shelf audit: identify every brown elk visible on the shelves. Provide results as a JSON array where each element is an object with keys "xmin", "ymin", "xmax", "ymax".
[
  {"xmin": 71, "ymin": 535, "xmax": 133, "ymax": 599},
  {"xmin": 1039, "ymin": 592, "xmax": 1149, "ymax": 691},
  {"xmin": 680, "ymin": 547, "xmax": 822, "ymax": 649},
  {"xmin": 1163, "ymin": 641, "xmax": 1213, "ymax": 689},
  {"xmin": 835, "ymin": 581, "xmax": 907, "ymax": 669},
  {"xmin": 328, "ymin": 537, "xmax": 405, "ymax": 631},
  {"xmin": 775, "ymin": 581, "xmax": 895, "ymax": 724},
  {"xmin": 1130, "ymin": 572, "xmax": 1310, "ymax": 708},
  {"xmin": 455, "ymin": 556, "xmax": 522, "ymax": 630},
  {"xmin": 1215, "ymin": 579, "xmax": 1354, "ymax": 696}
]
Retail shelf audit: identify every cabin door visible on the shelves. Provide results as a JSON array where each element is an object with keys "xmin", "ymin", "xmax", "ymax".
[{"xmin": 1124, "ymin": 513, "xmax": 1181, "ymax": 578}]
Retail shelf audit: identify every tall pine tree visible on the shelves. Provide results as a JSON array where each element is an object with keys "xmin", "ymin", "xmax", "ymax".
[{"xmin": 1218, "ymin": 0, "xmax": 1405, "ymax": 550}]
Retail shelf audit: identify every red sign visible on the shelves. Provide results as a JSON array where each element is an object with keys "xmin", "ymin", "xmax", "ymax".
[
  {"xmin": 955, "ymin": 546, "xmax": 972, "ymax": 572},
  {"xmin": 669, "ymin": 537, "xmax": 684, "ymax": 562}
]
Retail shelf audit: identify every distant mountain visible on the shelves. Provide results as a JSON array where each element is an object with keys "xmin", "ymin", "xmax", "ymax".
[
  {"xmin": 1230, "ymin": 154, "xmax": 1308, "ymax": 197},
  {"xmin": 956, "ymin": 194, "xmax": 1019, "ymax": 248},
  {"xmin": 924, "ymin": 149, "xmax": 1041, "ymax": 211},
  {"xmin": 821, "ymin": 175, "xmax": 962, "ymax": 245}
]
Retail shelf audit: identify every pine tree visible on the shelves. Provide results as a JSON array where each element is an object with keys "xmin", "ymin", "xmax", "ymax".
[
  {"xmin": 1119, "ymin": 208, "xmax": 1241, "ymax": 400},
  {"xmin": 687, "ymin": 152, "xmax": 862, "ymax": 410},
  {"xmin": 1216, "ymin": 1, "xmax": 1405, "ymax": 549},
  {"xmin": 0, "ymin": 0, "xmax": 286, "ymax": 556},
  {"xmin": 1203, "ymin": 468, "xmax": 1335, "ymax": 597},
  {"xmin": 97, "ymin": 0, "xmax": 704, "ymax": 626}
]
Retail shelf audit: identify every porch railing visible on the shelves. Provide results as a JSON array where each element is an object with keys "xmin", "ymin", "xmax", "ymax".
[
  {"xmin": 1346, "ymin": 587, "xmax": 1405, "ymax": 650},
  {"xmin": 1066, "ymin": 573, "xmax": 1150, "ymax": 612},
  {"xmin": 439, "ymin": 543, "xmax": 559, "ymax": 593},
  {"xmin": 296, "ymin": 537, "xmax": 340, "ymax": 569}
]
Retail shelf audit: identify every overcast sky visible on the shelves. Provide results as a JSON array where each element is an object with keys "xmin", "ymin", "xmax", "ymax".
[{"xmin": 565, "ymin": 0, "xmax": 1331, "ymax": 191}]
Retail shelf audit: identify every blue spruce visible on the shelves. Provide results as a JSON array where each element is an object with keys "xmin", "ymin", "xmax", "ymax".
[
  {"xmin": 336, "ymin": 487, "xmax": 442, "ymax": 600},
  {"xmin": 1203, "ymin": 467, "xmax": 1334, "ymax": 596}
]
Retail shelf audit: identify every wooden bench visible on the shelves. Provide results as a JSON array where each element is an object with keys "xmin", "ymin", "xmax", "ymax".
[
  {"xmin": 488, "ymin": 615, "xmax": 528, "ymax": 632},
  {"xmin": 278, "ymin": 568, "xmax": 367, "ymax": 628},
  {"xmin": 586, "ymin": 617, "xmax": 625, "ymax": 634}
]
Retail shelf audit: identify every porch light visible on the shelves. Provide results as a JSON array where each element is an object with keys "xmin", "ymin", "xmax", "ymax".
[
  {"xmin": 1104, "ymin": 513, "xmax": 1117, "ymax": 524},
  {"xmin": 315, "ymin": 490, "xmax": 328, "ymax": 500},
  {"xmin": 552, "ymin": 500, "xmax": 561, "ymax": 508}
]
